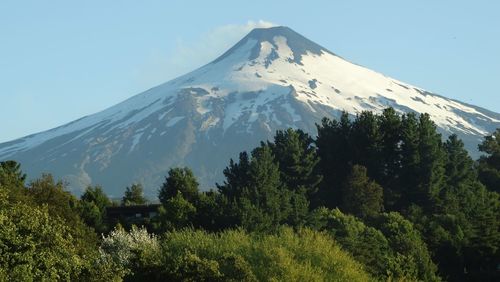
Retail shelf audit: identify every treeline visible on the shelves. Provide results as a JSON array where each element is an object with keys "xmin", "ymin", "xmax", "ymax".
[{"xmin": 1, "ymin": 108, "xmax": 499, "ymax": 281}]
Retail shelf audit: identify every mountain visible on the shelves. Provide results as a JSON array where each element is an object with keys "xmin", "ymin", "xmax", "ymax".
[{"xmin": 1, "ymin": 26, "xmax": 499, "ymax": 197}]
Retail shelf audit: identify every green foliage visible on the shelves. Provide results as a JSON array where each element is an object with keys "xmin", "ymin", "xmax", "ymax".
[
  {"xmin": 0, "ymin": 184, "xmax": 96, "ymax": 281},
  {"xmin": 98, "ymin": 226, "xmax": 371, "ymax": 281},
  {"xmin": 269, "ymin": 128, "xmax": 322, "ymax": 197},
  {"xmin": 156, "ymin": 193, "xmax": 197, "ymax": 232},
  {"xmin": 157, "ymin": 227, "xmax": 371, "ymax": 281},
  {"xmin": 99, "ymin": 225, "xmax": 162, "ymax": 281},
  {"xmin": 478, "ymin": 128, "xmax": 500, "ymax": 193},
  {"xmin": 315, "ymin": 111, "xmax": 353, "ymax": 208},
  {"xmin": 377, "ymin": 108, "xmax": 403, "ymax": 207},
  {"xmin": 0, "ymin": 160, "xmax": 28, "ymax": 202},
  {"xmin": 218, "ymin": 145, "xmax": 309, "ymax": 231},
  {"xmin": 350, "ymin": 111, "xmax": 383, "ymax": 180},
  {"xmin": 26, "ymin": 174, "xmax": 98, "ymax": 256},
  {"xmin": 444, "ymin": 134, "xmax": 476, "ymax": 189},
  {"xmin": 122, "ymin": 183, "xmax": 147, "ymax": 206},
  {"xmin": 159, "ymin": 167, "xmax": 200, "ymax": 204},
  {"xmin": 341, "ymin": 165, "xmax": 384, "ymax": 219},
  {"xmin": 307, "ymin": 208, "xmax": 392, "ymax": 278},
  {"xmin": 414, "ymin": 113, "xmax": 446, "ymax": 208},
  {"xmin": 307, "ymin": 207, "xmax": 439, "ymax": 281},
  {"xmin": 80, "ymin": 185, "xmax": 111, "ymax": 233},
  {"xmin": 2, "ymin": 109, "xmax": 498, "ymax": 281},
  {"xmin": 0, "ymin": 160, "xmax": 26, "ymax": 188},
  {"xmin": 373, "ymin": 212, "xmax": 440, "ymax": 281}
]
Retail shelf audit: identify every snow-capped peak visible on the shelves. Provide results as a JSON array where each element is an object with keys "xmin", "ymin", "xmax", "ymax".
[{"xmin": 0, "ymin": 26, "xmax": 498, "ymax": 195}]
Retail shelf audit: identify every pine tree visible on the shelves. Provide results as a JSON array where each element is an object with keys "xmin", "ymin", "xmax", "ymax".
[
  {"xmin": 159, "ymin": 167, "xmax": 200, "ymax": 204},
  {"xmin": 444, "ymin": 134, "xmax": 476, "ymax": 188},
  {"xmin": 477, "ymin": 128, "xmax": 500, "ymax": 193},
  {"xmin": 122, "ymin": 183, "xmax": 147, "ymax": 206},
  {"xmin": 341, "ymin": 165, "xmax": 384, "ymax": 219},
  {"xmin": 0, "ymin": 160, "xmax": 27, "ymax": 202},
  {"xmin": 316, "ymin": 111, "xmax": 352, "ymax": 208},
  {"xmin": 414, "ymin": 113, "xmax": 446, "ymax": 209},
  {"xmin": 269, "ymin": 128, "xmax": 322, "ymax": 197},
  {"xmin": 377, "ymin": 108, "xmax": 403, "ymax": 209},
  {"xmin": 0, "ymin": 160, "xmax": 26, "ymax": 188},
  {"xmin": 218, "ymin": 145, "xmax": 308, "ymax": 231},
  {"xmin": 350, "ymin": 111, "xmax": 383, "ymax": 180},
  {"xmin": 217, "ymin": 152, "xmax": 251, "ymax": 200},
  {"xmin": 80, "ymin": 185, "xmax": 111, "ymax": 232},
  {"xmin": 398, "ymin": 113, "xmax": 421, "ymax": 209}
]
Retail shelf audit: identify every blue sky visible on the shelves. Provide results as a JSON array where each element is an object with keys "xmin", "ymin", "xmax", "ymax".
[{"xmin": 1, "ymin": 0, "xmax": 499, "ymax": 142}]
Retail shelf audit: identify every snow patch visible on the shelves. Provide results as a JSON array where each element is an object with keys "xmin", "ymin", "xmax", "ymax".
[{"xmin": 166, "ymin": 116, "xmax": 185, "ymax": 127}]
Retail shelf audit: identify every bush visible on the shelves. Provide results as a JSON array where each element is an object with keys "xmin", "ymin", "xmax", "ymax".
[
  {"xmin": 98, "ymin": 226, "xmax": 371, "ymax": 281},
  {"xmin": 159, "ymin": 227, "xmax": 371, "ymax": 281}
]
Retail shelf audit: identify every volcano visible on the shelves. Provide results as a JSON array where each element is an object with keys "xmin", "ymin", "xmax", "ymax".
[{"xmin": 1, "ymin": 26, "xmax": 499, "ymax": 197}]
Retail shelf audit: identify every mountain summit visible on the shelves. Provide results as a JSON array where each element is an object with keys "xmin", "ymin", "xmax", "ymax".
[{"xmin": 1, "ymin": 27, "xmax": 499, "ymax": 196}]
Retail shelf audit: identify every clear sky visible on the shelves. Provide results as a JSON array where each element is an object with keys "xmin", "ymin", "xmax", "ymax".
[{"xmin": 1, "ymin": 0, "xmax": 499, "ymax": 143}]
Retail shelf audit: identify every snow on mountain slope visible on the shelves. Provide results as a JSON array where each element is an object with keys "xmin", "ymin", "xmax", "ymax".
[{"xmin": 1, "ymin": 26, "xmax": 498, "ymax": 196}]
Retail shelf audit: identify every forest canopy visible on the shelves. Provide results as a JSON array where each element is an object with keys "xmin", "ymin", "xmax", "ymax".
[{"xmin": 1, "ymin": 108, "xmax": 499, "ymax": 281}]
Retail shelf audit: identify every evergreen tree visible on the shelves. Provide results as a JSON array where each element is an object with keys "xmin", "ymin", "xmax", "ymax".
[
  {"xmin": 218, "ymin": 145, "xmax": 307, "ymax": 231},
  {"xmin": 463, "ymin": 182, "xmax": 500, "ymax": 273},
  {"xmin": 444, "ymin": 134, "xmax": 476, "ymax": 189},
  {"xmin": 477, "ymin": 128, "xmax": 500, "ymax": 193},
  {"xmin": 269, "ymin": 129, "xmax": 322, "ymax": 197},
  {"xmin": 0, "ymin": 160, "xmax": 26, "ymax": 188},
  {"xmin": 316, "ymin": 111, "xmax": 352, "ymax": 208},
  {"xmin": 122, "ymin": 183, "xmax": 147, "ymax": 206},
  {"xmin": 415, "ymin": 113, "xmax": 446, "ymax": 208},
  {"xmin": 398, "ymin": 112, "xmax": 421, "ymax": 209},
  {"xmin": 80, "ymin": 185, "xmax": 111, "ymax": 232},
  {"xmin": 350, "ymin": 111, "xmax": 383, "ymax": 180},
  {"xmin": 377, "ymin": 108, "xmax": 403, "ymax": 209},
  {"xmin": 239, "ymin": 145, "xmax": 286, "ymax": 231},
  {"xmin": 159, "ymin": 167, "xmax": 199, "ymax": 204},
  {"xmin": 341, "ymin": 165, "xmax": 384, "ymax": 219},
  {"xmin": 217, "ymin": 151, "xmax": 251, "ymax": 200}
]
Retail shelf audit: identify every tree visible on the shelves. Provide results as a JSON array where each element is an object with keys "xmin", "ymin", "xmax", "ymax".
[
  {"xmin": 217, "ymin": 151, "xmax": 251, "ymax": 200},
  {"xmin": 477, "ymin": 128, "xmax": 500, "ymax": 193},
  {"xmin": 341, "ymin": 165, "xmax": 384, "ymax": 219},
  {"xmin": 315, "ymin": 111, "xmax": 352, "ymax": 208},
  {"xmin": 0, "ymin": 180, "xmax": 97, "ymax": 281},
  {"xmin": 350, "ymin": 111, "xmax": 383, "ymax": 180},
  {"xmin": 122, "ymin": 183, "xmax": 147, "ymax": 206},
  {"xmin": 80, "ymin": 185, "xmax": 111, "ymax": 232},
  {"xmin": 398, "ymin": 113, "xmax": 421, "ymax": 209},
  {"xmin": 155, "ymin": 193, "xmax": 197, "ymax": 232},
  {"xmin": 269, "ymin": 129, "xmax": 322, "ymax": 197},
  {"xmin": 27, "ymin": 174, "xmax": 82, "ymax": 227},
  {"xmin": 307, "ymin": 208, "xmax": 392, "ymax": 278},
  {"xmin": 444, "ymin": 135, "xmax": 476, "ymax": 189},
  {"xmin": 0, "ymin": 160, "xmax": 26, "ymax": 188},
  {"xmin": 159, "ymin": 167, "xmax": 199, "ymax": 204},
  {"xmin": 373, "ymin": 212, "xmax": 440, "ymax": 281},
  {"xmin": 377, "ymin": 108, "xmax": 403, "ymax": 208},
  {"xmin": 237, "ymin": 145, "xmax": 286, "ymax": 231},
  {"xmin": 26, "ymin": 174, "xmax": 98, "ymax": 259},
  {"xmin": 414, "ymin": 113, "xmax": 446, "ymax": 208},
  {"xmin": 0, "ymin": 160, "xmax": 27, "ymax": 202},
  {"xmin": 218, "ymin": 145, "xmax": 308, "ymax": 231}
]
